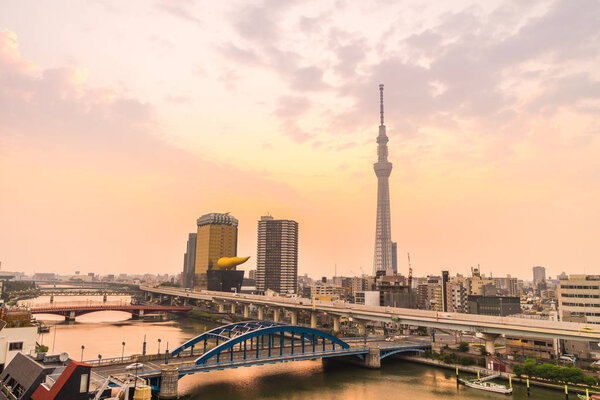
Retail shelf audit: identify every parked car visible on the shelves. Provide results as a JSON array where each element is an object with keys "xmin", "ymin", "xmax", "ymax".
[{"xmin": 559, "ymin": 355, "xmax": 576, "ymax": 364}]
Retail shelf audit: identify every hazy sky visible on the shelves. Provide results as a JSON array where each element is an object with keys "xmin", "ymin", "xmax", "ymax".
[{"xmin": 1, "ymin": 0, "xmax": 599, "ymax": 280}]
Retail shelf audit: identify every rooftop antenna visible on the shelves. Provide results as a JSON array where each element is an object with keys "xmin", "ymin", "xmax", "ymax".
[{"xmin": 379, "ymin": 84, "xmax": 384, "ymax": 125}]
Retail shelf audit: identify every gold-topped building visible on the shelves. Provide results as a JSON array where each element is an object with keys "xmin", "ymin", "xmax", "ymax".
[{"xmin": 194, "ymin": 213, "xmax": 239, "ymax": 289}]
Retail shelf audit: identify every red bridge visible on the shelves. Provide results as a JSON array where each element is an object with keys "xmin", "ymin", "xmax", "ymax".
[{"xmin": 30, "ymin": 303, "xmax": 193, "ymax": 321}]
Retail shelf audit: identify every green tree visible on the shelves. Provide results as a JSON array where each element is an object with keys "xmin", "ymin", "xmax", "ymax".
[
  {"xmin": 512, "ymin": 364, "xmax": 524, "ymax": 378},
  {"xmin": 523, "ymin": 359, "xmax": 537, "ymax": 379},
  {"xmin": 457, "ymin": 342, "xmax": 469, "ymax": 352}
]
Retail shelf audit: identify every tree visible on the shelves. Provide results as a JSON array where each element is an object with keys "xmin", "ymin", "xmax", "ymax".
[
  {"xmin": 523, "ymin": 359, "xmax": 537, "ymax": 379},
  {"xmin": 512, "ymin": 364, "xmax": 524, "ymax": 378},
  {"xmin": 457, "ymin": 342, "xmax": 469, "ymax": 352}
]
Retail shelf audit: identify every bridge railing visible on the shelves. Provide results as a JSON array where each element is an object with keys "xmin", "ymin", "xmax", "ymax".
[{"xmin": 28, "ymin": 300, "xmax": 132, "ymax": 309}]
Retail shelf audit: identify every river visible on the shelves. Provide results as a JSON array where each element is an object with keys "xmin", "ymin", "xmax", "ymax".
[{"xmin": 26, "ymin": 294, "xmax": 567, "ymax": 399}]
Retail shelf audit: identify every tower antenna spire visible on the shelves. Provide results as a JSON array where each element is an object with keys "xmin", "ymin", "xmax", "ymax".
[{"xmin": 379, "ymin": 84, "xmax": 384, "ymax": 125}]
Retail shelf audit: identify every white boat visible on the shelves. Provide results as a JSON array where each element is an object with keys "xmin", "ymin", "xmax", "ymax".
[{"xmin": 460, "ymin": 378, "xmax": 513, "ymax": 395}]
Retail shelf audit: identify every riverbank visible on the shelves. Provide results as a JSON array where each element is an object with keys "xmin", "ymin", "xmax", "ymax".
[{"xmin": 398, "ymin": 355, "xmax": 600, "ymax": 397}]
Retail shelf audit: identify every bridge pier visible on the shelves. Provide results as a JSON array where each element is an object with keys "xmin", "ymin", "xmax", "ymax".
[
  {"xmin": 65, "ymin": 311, "xmax": 76, "ymax": 322},
  {"xmin": 365, "ymin": 346, "xmax": 381, "ymax": 368},
  {"xmin": 310, "ymin": 312, "xmax": 317, "ymax": 329},
  {"xmin": 272, "ymin": 308, "xmax": 280, "ymax": 323},
  {"xmin": 290, "ymin": 309, "xmax": 298, "ymax": 325},
  {"xmin": 357, "ymin": 320, "xmax": 366, "ymax": 336},
  {"xmin": 230, "ymin": 303, "xmax": 236, "ymax": 314},
  {"xmin": 158, "ymin": 367, "xmax": 178, "ymax": 399},
  {"xmin": 258, "ymin": 306, "xmax": 264, "ymax": 320},
  {"xmin": 243, "ymin": 304, "xmax": 250, "ymax": 318},
  {"xmin": 333, "ymin": 315, "xmax": 340, "ymax": 334},
  {"xmin": 216, "ymin": 302, "xmax": 225, "ymax": 313},
  {"xmin": 476, "ymin": 333, "xmax": 499, "ymax": 355}
]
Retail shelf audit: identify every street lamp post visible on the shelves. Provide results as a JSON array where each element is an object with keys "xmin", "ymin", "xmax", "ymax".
[
  {"xmin": 81, "ymin": 345, "xmax": 85, "ymax": 362},
  {"xmin": 157, "ymin": 338, "xmax": 161, "ymax": 354},
  {"xmin": 121, "ymin": 341, "xmax": 126, "ymax": 362},
  {"xmin": 97, "ymin": 354, "xmax": 102, "ymax": 366}
]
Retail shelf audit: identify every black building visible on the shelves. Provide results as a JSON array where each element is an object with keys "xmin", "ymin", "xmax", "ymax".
[{"xmin": 467, "ymin": 295, "xmax": 521, "ymax": 316}]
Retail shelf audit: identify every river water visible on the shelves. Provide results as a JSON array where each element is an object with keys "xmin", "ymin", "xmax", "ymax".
[{"xmin": 27, "ymin": 294, "xmax": 566, "ymax": 399}]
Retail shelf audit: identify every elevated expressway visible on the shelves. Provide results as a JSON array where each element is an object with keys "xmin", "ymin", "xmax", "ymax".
[{"xmin": 140, "ymin": 285, "xmax": 600, "ymax": 353}]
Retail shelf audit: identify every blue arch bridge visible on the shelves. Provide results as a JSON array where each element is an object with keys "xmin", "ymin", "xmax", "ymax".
[{"xmin": 101, "ymin": 321, "xmax": 431, "ymax": 398}]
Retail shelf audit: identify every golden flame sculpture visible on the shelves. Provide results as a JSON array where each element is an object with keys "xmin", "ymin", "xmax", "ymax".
[{"xmin": 216, "ymin": 256, "xmax": 250, "ymax": 270}]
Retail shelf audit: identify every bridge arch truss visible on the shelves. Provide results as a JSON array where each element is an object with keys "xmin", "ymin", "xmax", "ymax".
[{"xmin": 171, "ymin": 321, "xmax": 351, "ymax": 366}]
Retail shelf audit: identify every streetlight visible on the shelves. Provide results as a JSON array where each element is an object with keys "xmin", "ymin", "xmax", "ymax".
[
  {"xmin": 157, "ymin": 338, "xmax": 161, "ymax": 354},
  {"xmin": 81, "ymin": 345, "xmax": 85, "ymax": 362},
  {"xmin": 121, "ymin": 341, "xmax": 126, "ymax": 362},
  {"xmin": 97, "ymin": 354, "xmax": 102, "ymax": 366}
]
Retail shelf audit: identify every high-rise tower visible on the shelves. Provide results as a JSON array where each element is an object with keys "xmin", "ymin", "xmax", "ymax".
[
  {"xmin": 256, "ymin": 215, "xmax": 299, "ymax": 294},
  {"xmin": 373, "ymin": 84, "xmax": 394, "ymax": 276}
]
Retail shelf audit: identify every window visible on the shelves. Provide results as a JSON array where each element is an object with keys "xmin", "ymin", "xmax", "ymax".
[
  {"xmin": 80, "ymin": 374, "xmax": 89, "ymax": 393},
  {"xmin": 8, "ymin": 342, "xmax": 23, "ymax": 351}
]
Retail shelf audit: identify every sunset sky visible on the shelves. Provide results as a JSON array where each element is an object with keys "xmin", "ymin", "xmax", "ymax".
[{"xmin": 1, "ymin": 0, "xmax": 599, "ymax": 280}]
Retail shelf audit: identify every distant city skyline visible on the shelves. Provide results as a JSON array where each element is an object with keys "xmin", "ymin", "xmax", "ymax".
[{"xmin": 1, "ymin": 1, "xmax": 599, "ymax": 279}]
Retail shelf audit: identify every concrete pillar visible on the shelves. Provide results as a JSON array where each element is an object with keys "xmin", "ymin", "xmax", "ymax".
[
  {"xmin": 290, "ymin": 310, "xmax": 298, "ymax": 325},
  {"xmin": 310, "ymin": 312, "xmax": 317, "ymax": 329},
  {"xmin": 216, "ymin": 302, "xmax": 225, "ymax": 313},
  {"xmin": 273, "ymin": 308, "xmax": 280, "ymax": 323},
  {"xmin": 183, "ymin": 298, "xmax": 188, "ymax": 306},
  {"xmin": 243, "ymin": 304, "xmax": 250, "ymax": 318},
  {"xmin": 139, "ymin": 309, "xmax": 145, "ymax": 317},
  {"xmin": 50, "ymin": 295, "xmax": 54, "ymax": 303},
  {"xmin": 357, "ymin": 320, "xmax": 366, "ymax": 336},
  {"xmin": 230, "ymin": 303, "xmax": 236, "ymax": 314},
  {"xmin": 65, "ymin": 311, "xmax": 76, "ymax": 322},
  {"xmin": 158, "ymin": 367, "xmax": 178, "ymax": 399},
  {"xmin": 365, "ymin": 347, "xmax": 381, "ymax": 369},
  {"xmin": 170, "ymin": 297, "xmax": 174, "ymax": 306},
  {"xmin": 258, "ymin": 306, "xmax": 264, "ymax": 320},
  {"xmin": 333, "ymin": 315, "xmax": 340, "ymax": 334},
  {"xmin": 476, "ymin": 333, "xmax": 499, "ymax": 355},
  {"xmin": 103, "ymin": 293, "xmax": 107, "ymax": 303}
]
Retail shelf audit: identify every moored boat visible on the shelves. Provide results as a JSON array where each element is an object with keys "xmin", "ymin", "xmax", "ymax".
[{"xmin": 460, "ymin": 378, "xmax": 513, "ymax": 395}]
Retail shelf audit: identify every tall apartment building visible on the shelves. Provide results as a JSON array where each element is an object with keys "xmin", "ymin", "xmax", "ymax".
[
  {"xmin": 533, "ymin": 266, "xmax": 546, "ymax": 285},
  {"xmin": 557, "ymin": 274, "xmax": 600, "ymax": 325},
  {"xmin": 493, "ymin": 276, "xmax": 519, "ymax": 296},
  {"xmin": 182, "ymin": 233, "xmax": 197, "ymax": 288},
  {"xmin": 194, "ymin": 213, "xmax": 238, "ymax": 289},
  {"xmin": 256, "ymin": 216, "xmax": 299, "ymax": 294}
]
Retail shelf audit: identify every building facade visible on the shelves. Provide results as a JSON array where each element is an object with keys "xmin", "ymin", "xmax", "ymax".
[
  {"xmin": 533, "ymin": 266, "xmax": 546, "ymax": 285},
  {"xmin": 557, "ymin": 274, "xmax": 600, "ymax": 325},
  {"xmin": 194, "ymin": 213, "xmax": 238, "ymax": 290},
  {"xmin": 467, "ymin": 295, "xmax": 521, "ymax": 316},
  {"xmin": 182, "ymin": 232, "xmax": 197, "ymax": 289},
  {"xmin": 256, "ymin": 216, "xmax": 298, "ymax": 294}
]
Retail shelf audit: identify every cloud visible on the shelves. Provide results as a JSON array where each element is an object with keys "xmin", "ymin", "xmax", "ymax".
[{"xmin": 155, "ymin": 0, "xmax": 202, "ymax": 27}]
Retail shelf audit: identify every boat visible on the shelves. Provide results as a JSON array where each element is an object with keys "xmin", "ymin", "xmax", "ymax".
[
  {"xmin": 577, "ymin": 394, "xmax": 600, "ymax": 399},
  {"xmin": 460, "ymin": 378, "xmax": 513, "ymax": 395}
]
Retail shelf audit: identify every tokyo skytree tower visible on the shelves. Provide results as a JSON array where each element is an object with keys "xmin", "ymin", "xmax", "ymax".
[{"xmin": 373, "ymin": 84, "xmax": 394, "ymax": 276}]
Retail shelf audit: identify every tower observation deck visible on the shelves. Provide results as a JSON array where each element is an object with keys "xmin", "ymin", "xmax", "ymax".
[{"xmin": 373, "ymin": 84, "xmax": 394, "ymax": 275}]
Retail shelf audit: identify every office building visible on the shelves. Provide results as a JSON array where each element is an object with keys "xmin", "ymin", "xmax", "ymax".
[
  {"xmin": 533, "ymin": 266, "xmax": 546, "ymax": 285},
  {"xmin": 182, "ymin": 233, "xmax": 197, "ymax": 289},
  {"xmin": 557, "ymin": 274, "xmax": 600, "ymax": 325},
  {"xmin": 256, "ymin": 216, "xmax": 298, "ymax": 295},
  {"xmin": 372, "ymin": 84, "xmax": 395, "ymax": 276},
  {"xmin": 355, "ymin": 291, "xmax": 380, "ymax": 306},
  {"xmin": 194, "ymin": 213, "xmax": 239, "ymax": 290}
]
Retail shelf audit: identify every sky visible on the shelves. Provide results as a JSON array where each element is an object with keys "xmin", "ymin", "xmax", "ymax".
[{"xmin": 1, "ymin": 0, "xmax": 599, "ymax": 280}]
